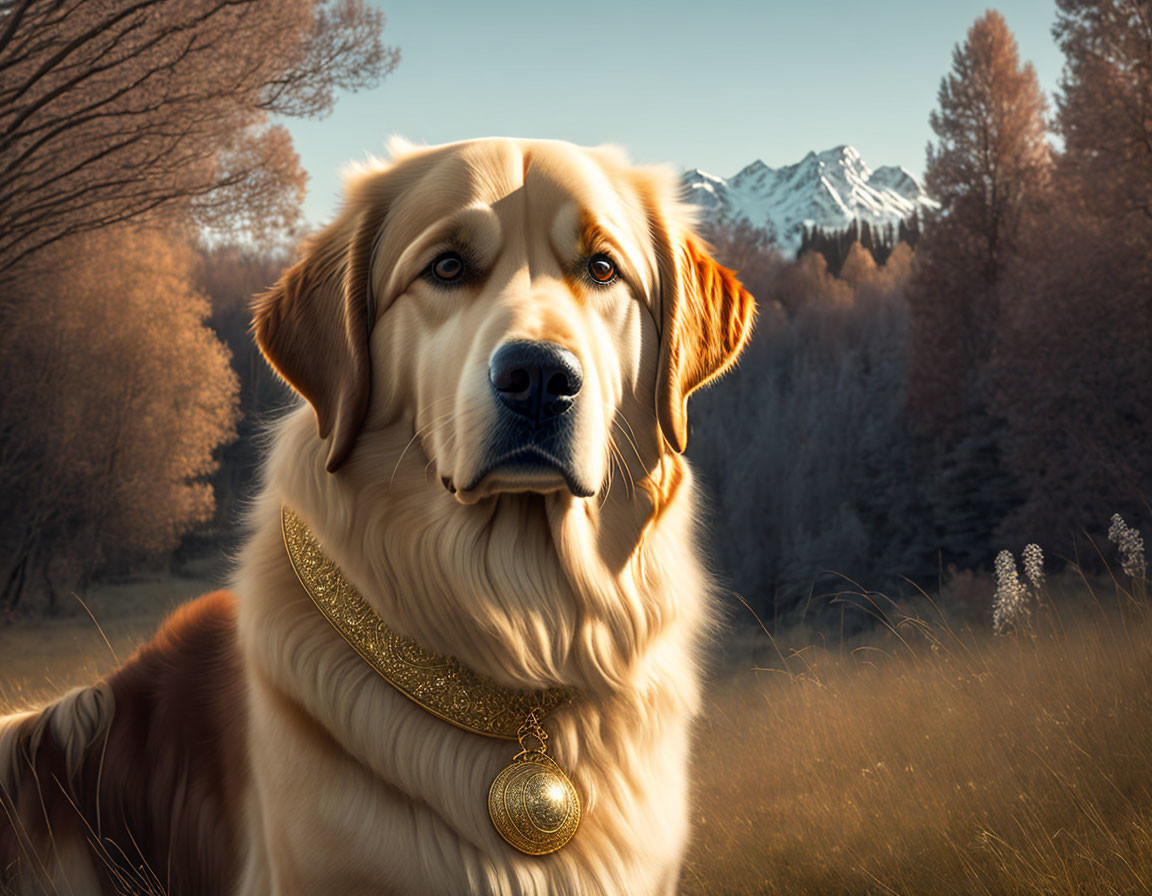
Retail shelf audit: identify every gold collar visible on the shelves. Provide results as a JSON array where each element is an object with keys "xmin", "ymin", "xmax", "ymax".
[
  {"xmin": 281, "ymin": 505, "xmax": 570, "ymax": 738},
  {"xmin": 280, "ymin": 506, "xmax": 581, "ymax": 854}
]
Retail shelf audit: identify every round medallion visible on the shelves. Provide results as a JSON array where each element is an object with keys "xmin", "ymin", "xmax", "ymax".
[{"xmin": 488, "ymin": 752, "xmax": 580, "ymax": 855}]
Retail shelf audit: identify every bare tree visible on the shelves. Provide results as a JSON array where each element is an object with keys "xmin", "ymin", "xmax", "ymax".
[{"xmin": 0, "ymin": 0, "xmax": 399, "ymax": 281}]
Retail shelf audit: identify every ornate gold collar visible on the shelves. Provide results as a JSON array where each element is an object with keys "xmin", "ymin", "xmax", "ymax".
[{"xmin": 281, "ymin": 506, "xmax": 581, "ymax": 854}]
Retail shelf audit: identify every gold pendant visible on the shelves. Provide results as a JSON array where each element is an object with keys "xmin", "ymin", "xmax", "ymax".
[{"xmin": 488, "ymin": 711, "xmax": 581, "ymax": 855}]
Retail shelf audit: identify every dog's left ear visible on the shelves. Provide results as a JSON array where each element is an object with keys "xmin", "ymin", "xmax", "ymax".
[
  {"xmin": 654, "ymin": 230, "xmax": 757, "ymax": 453},
  {"xmin": 252, "ymin": 204, "xmax": 388, "ymax": 473}
]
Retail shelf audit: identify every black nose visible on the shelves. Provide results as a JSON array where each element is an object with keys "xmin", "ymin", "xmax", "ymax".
[{"xmin": 489, "ymin": 340, "xmax": 583, "ymax": 424}]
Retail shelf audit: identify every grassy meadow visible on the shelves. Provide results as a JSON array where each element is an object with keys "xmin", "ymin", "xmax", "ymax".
[
  {"xmin": 2, "ymin": 570, "xmax": 1150, "ymax": 895},
  {"xmin": 683, "ymin": 573, "xmax": 1152, "ymax": 895},
  {"xmin": 0, "ymin": 563, "xmax": 221, "ymax": 716}
]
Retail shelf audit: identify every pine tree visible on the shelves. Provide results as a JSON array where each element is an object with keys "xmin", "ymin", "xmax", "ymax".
[
  {"xmin": 1054, "ymin": 0, "xmax": 1152, "ymax": 226},
  {"xmin": 907, "ymin": 10, "xmax": 1051, "ymax": 437},
  {"xmin": 988, "ymin": 0, "xmax": 1152, "ymax": 551},
  {"xmin": 924, "ymin": 10, "xmax": 1050, "ymax": 288}
]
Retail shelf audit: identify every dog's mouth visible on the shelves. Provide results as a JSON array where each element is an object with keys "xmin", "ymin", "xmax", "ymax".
[{"xmin": 447, "ymin": 446, "xmax": 594, "ymax": 504}]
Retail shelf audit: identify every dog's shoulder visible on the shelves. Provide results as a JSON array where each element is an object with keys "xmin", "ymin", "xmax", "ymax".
[
  {"xmin": 1, "ymin": 590, "xmax": 248, "ymax": 895},
  {"xmin": 107, "ymin": 588, "xmax": 243, "ymax": 731},
  {"xmin": 98, "ymin": 589, "xmax": 249, "ymax": 893}
]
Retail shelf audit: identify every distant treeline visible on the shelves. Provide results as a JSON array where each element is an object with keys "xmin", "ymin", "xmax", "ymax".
[
  {"xmin": 799, "ymin": 213, "xmax": 922, "ymax": 275},
  {"xmin": 688, "ymin": 7, "xmax": 1151, "ymax": 629}
]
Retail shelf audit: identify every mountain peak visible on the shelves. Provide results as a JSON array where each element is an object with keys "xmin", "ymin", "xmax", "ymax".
[{"xmin": 683, "ymin": 146, "xmax": 936, "ymax": 252}]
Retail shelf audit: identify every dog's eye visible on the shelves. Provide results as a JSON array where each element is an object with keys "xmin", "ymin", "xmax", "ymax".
[
  {"xmin": 587, "ymin": 254, "xmax": 616, "ymax": 284},
  {"xmin": 429, "ymin": 252, "xmax": 465, "ymax": 283}
]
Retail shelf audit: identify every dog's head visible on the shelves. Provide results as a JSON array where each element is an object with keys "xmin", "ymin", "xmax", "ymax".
[{"xmin": 254, "ymin": 138, "xmax": 754, "ymax": 504}]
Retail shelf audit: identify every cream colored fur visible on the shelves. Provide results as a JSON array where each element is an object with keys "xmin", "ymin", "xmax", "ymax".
[
  {"xmin": 1, "ymin": 137, "xmax": 751, "ymax": 896},
  {"xmin": 234, "ymin": 139, "xmax": 733, "ymax": 895}
]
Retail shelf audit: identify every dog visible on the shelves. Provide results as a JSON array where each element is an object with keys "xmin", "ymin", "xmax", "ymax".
[{"xmin": 0, "ymin": 137, "xmax": 755, "ymax": 895}]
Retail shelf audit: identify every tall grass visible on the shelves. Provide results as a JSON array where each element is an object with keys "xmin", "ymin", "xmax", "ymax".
[
  {"xmin": 0, "ymin": 575, "xmax": 205, "ymax": 715},
  {"xmin": 683, "ymin": 570, "xmax": 1152, "ymax": 895},
  {"xmin": 3, "ymin": 561, "xmax": 1150, "ymax": 894}
]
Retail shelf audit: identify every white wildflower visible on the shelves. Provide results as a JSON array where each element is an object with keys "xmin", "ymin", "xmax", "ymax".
[
  {"xmin": 993, "ymin": 549, "xmax": 1030, "ymax": 636},
  {"xmin": 1108, "ymin": 514, "xmax": 1146, "ymax": 579},
  {"xmin": 1022, "ymin": 543, "xmax": 1044, "ymax": 589}
]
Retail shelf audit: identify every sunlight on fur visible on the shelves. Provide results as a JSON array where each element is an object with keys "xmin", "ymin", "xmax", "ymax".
[{"xmin": 2, "ymin": 137, "xmax": 756, "ymax": 895}]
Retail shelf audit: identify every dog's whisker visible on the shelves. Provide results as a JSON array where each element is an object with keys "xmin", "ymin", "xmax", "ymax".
[
  {"xmin": 609, "ymin": 438, "xmax": 627, "ymax": 499},
  {"xmin": 599, "ymin": 442, "xmax": 616, "ymax": 507},
  {"xmin": 604, "ymin": 435, "xmax": 634, "ymax": 502},
  {"xmin": 600, "ymin": 416, "xmax": 638, "ymax": 498},
  {"xmin": 603, "ymin": 407, "xmax": 645, "ymax": 472},
  {"xmin": 612, "ymin": 411, "xmax": 646, "ymax": 469},
  {"xmin": 388, "ymin": 411, "xmax": 457, "ymax": 489}
]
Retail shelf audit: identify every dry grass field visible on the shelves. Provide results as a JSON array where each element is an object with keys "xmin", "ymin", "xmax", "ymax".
[
  {"xmin": 2, "ymin": 571, "xmax": 1150, "ymax": 895},
  {"xmin": 0, "ymin": 567, "xmax": 219, "ymax": 715},
  {"xmin": 683, "ymin": 576, "xmax": 1152, "ymax": 895}
]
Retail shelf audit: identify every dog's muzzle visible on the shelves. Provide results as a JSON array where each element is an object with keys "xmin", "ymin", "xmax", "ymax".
[{"xmin": 456, "ymin": 340, "xmax": 592, "ymax": 497}]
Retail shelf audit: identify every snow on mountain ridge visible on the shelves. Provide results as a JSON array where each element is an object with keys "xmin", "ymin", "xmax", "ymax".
[{"xmin": 683, "ymin": 145, "xmax": 937, "ymax": 252}]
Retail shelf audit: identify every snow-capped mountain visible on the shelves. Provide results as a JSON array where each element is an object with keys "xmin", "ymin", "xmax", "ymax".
[{"xmin": 683, "ymin": 145, "xmax": 937, "ymax": 252}]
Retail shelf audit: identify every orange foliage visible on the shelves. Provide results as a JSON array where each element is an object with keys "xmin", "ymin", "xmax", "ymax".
[{"xmin": 0, "ymin": 227, "xmax": 239, "ymax": 613}]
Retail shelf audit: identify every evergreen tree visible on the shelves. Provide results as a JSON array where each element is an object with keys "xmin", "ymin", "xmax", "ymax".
[
  {"xmin": 907, "ymin": 10, "xmax": 1051, "ymax": 438},
  {"xmin": 988, "ymin": 0, "xmax": 1152, "ymax": 550},
  {"xmin": 924, "ymin": 10, "xmax": 1050, "ymax": 288},
  {"xmin": 1054, "ymin": 0, "xmax": 1152, "ymax": 226},
  {"xmin": 928, "ymin": 421, "xmax": 1021, "ymax": 571}
]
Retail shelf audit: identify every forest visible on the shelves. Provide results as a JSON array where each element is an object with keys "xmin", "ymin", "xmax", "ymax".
[
  {"xmin": 0, "ymin": 0, "xmax": 396, "ymax": 615},
  {"xmin": 689, "ymin": 6, "xmax": 1151, "ymax": 627},
  {"xmin": 0, "ymin": 1, "xmax": 1148, "ymax": 632}
]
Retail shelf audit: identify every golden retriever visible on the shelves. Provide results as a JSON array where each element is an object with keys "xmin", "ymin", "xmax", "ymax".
[{"xmin": 0, "ymin": 137, "xmax": 755, "ymax": 895}]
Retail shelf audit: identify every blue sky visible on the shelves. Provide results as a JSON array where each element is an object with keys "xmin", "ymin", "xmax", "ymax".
[{"xmin": 284, "ymin": 0, "xmax": 1065, "ymax": 226}]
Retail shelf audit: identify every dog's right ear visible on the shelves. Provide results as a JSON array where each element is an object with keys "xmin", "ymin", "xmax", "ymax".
[{"xmin": 253, "ymin": 203, "xmax": 389, "ymax": 473}]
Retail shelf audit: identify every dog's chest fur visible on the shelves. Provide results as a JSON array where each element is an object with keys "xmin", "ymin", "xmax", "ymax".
[{"xmin": 231, "ymin": 414, "xmax": 707, "ymax": 896}]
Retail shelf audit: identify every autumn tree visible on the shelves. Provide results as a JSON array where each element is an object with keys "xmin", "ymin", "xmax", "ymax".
[
  {"xmin": 0, "ymin": 0, "xmax": 399, "ymax": 282},
  {"xmin": 989, "ymin": 214, "xmax": 1152, "ymax": 550},
  {"xmin": 0, "ymin": 0, "xmax": 399, "ymax": 615},
  {"xmin": 907, "ymin": 10, "xmax": 1051, "ymax": 435},
  {"xmin": 760, "ymin": 250, "xmax": 853, "ymax": 316},
  {"xmin": 799, "ymin": 218, "xmax": 912, "ymax": 275},
  {"xmin": 924, "ymin": 10, "xmax": 1050, "ymax": 287},
  {"xmin": 0, "ymin": 226, "xmax": 239, "ymax": 614}
]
